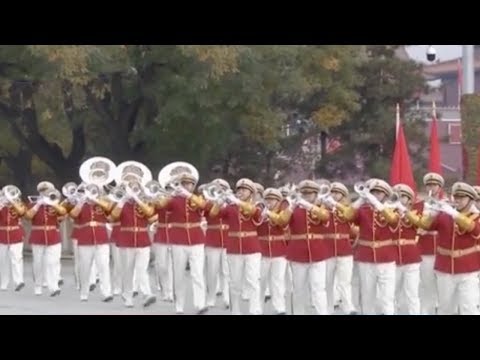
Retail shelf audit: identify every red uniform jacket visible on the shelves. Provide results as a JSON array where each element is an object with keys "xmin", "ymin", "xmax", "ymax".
[
  {"xmin": 117, "ymin": 201, "xmax": 151, "ymax": 248},
  {"xmin": 215, "ymin": 203, "xmax": 262, "ymax": 255},
  {"xmin": 287, "ymin": 207, "xmax": 331, "ymax": 263},
  {"xmin": 414, "ymin": 200, "xmax": 439, "ymax": 256},
  {"xmin": 351, "ymin": 205, "xmax": 397, "ymax": 263},
  {"xmin": 0, "ymin": 206, "xmax": 24, "ymax": 244},
  {"xmin": 428, "ymin": 212, "xmax": 480, "ymax": 274},
  {"xmin": 154, "ymin": 208, "xmax": 170, "ymax": 244},
  {"xmin": 204, "ymin": 202, "xmax": 229, "ymax": 248},
  {"xmin": 163, "ymin": 196, "xmax": 205, "ymax": 246},
  {"xmin": 323, "ymin": 209, "xmax": 354, "ymax": 258},
  {"xmin": 73, "ymin": 203, "xmax": 109, "ymax": 246},
  {"xmin": 257, "ymin": 218, "xmax": 287, "ymax": 258},
  {"xmin": 28, "ymin": 204, "xmax": 61, "ymax": 246},
  {"xmin": 391, "ymin": 212, "xmax": 421, "ymax": 266}
]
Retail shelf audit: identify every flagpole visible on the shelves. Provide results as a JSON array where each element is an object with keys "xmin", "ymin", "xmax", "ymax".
[
  {"xmin": 463, "ymin": 45, "xmax": 475, "ymax": 95},
  {"xmin": 395, "ymin": 103, "xmax": 400, "ymax": 140}
]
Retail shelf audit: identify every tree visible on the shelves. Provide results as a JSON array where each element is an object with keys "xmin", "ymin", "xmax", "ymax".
[{"xmin": 315, "ymin": 45, "xmax": 428, "ymax": 185}]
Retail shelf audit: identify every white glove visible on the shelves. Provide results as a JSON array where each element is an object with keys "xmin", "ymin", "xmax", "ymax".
[
  {"xmin": 226, "ymin": 194, "xmax": 241, "ymax": 205},
  {"xmin": 396, "ymin": 202, "xmax": 407, "ymax": 216},
  {"xmin": 297, "ymin": 198, "xmax": 314, "ymax": 211},
  {"xmin": 438, "ymin": 202, "xmax": 459, "ymax": 218},
  {"xmin": 173, "ymin": 187, "xmax": 192, "ymax": 198},
  {"xmin": 365, "ymin": 192, "xmax": 385, "ymax": 212},
  {"xmin": 323, "ymin": 196, "xmax": 337, "ymax": 209}
]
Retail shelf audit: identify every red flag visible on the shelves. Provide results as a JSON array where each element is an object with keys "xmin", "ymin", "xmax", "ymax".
[
  {"xmin": 428, "ymin": 102, "xmax": 442, "ymax": 174},
  {"xmin": 390, "ymin": 122, "xmax": 416, "ymax": 193}
]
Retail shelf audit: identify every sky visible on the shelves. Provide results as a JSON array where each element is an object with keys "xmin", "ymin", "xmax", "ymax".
[{"xmin": 406, "ymin": 45, "xmax": 462, "ymax": 63}]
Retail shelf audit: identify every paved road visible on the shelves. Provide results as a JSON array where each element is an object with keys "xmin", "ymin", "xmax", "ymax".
[{"xmin": 0, "ymin": 259, "xmax": 322, "ymax": 315}]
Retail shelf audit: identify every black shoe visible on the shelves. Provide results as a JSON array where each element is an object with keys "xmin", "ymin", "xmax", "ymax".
[
  {"xmin": 50, "ymin": 290, "xmax": 61, "ymax": 297},
  {"xmin": 334, "ymin": 305, "xmax": 340, "ymax": 311},
  {"xmin": 264, "ymin": 296, "xmax": 271, "ymax": 303},
  {"xmin": 58, "ymin": 279, "xmax": 64, "ymax": 286},
  {"xmin": 225, "ymin": 305, "xmax": 230, "ymax": 310},
  {"xmin": 349, "ymin": 311, "xmax": 358, "ymax": 315},
  {"xmin": 103, "ymin": 296, "xmax": 114, "ymax": 303},
  {"xmin": 96, "ymin": 279, "xmax": 100, "ymax": 284},
  {"xmin": 89, "ymin": 284, "xmax": 96, "ymax": 292},
  {"xmin": 133, "ymin": 291, "xmax": 139, "ymax": 298},
  {"xmin": 276, "ymin": 312, "xmax": 287, "ymax": 315},
  {"xmin": 186, "ymin": 263, "xmax": 190, "ymax": 271},
  {"xmin": 216, "ymin": 291, "xmax": 223, "ymax": 297},
  {"xmin": 197, "ymin": 307, "xmax": 208, "ymax": 315},
  {"xmin": 81, "ymin": 298, "xmax": 88, "ymax": 302},
  {"xmin": 143, "ymin": 296, "xmax": 156, "ymax": 308},
  {"xmin": 15, "ymin": 283, "xmax": 25, "ymax": 292}
]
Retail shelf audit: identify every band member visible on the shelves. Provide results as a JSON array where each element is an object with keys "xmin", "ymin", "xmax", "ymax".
[
  {"xmin": 152, "ymin": 192, "xmax": 174, "ymax": 303},
  {"xmin": 25, "ymin": 182, "xmax": 67, "ymax": 296},
  {"xmin": 108, "ymin": 213, "xmax": 122, "ymax": 296},
  {"xmin": 415, "ymin": 172, "xmax": 445, "ymax": 315},
  {"xmin": 279, "ymin": 186, "xmax": 294, "ymax": 295},
  {"xmin": 209, "ymin": 178, "xmax": 263, "ymax": 315},
  {"xmin": 322, "ymin": 182, "xmax": 356, "ymax": 315},
  {"xmin": 0, "ymin": 187, "xmax": 26, "ymax": 291},
  {"xmin": 68, "ymin": 186, "xmax": 114, "ymax": 302},
  {"xmin": 337, "ymin": 179, "xmax": 399, "ymax": 315},
  {"xmin": 391, "ymin": 184, "xmax": 421, "ymax": 315},
  {"xmin": 110, "ymin": 181, "xmax": 157, "ymax": 308},
  {"xmin": 155, "ymin": 173, "xmax": 208, "ymax": 315},
  {"xmin": 204, "ymin": 179, "xmax": 230, "ymax": 309},
  {"xmin": 406, "ymin": 182, "xmax": 480, "ymax": 314},
  {"xmin": 257, "ymin": 188, "xmax": 287, "ymax": 315},
  {"xmin": 267, "ymin": 180, "xmax": 331, "ymax": 315}
]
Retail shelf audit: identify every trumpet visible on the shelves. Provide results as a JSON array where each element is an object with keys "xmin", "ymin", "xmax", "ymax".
[
  {"xmin": 108, "ymin": 185, "xmax": 127, "ymax": 203},
  {"xmin": 316, "ymin": 184, "xmax": 331, "ymax": 201},
  {"xmin": 385, "ymin": 191, "xmax": 402, "ymax": 209},
  {"xmin": 354, "ymin": 181, "xmax": 370, "ymax": 196},
  {"xmin": 144, "ymin": 180, "xmax": 171, "ymax": 200},
  {"xmin": 202, "ymin": 182, "xmax": 230, "ymax": 203}
]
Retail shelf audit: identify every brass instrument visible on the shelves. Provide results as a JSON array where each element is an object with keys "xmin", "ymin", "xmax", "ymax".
[
  {"xmin": 316, "ymin": 184, "xmax": 332, "ymax": 202},
  {"xmin": 158, "ymin": 161, "xmax": 199, "ymax": 192},
  {"xmin": 385, "ymin": 191, "xmax": 402, "ymax": 209},
  {"xmin": 354, "ymin": 181, "xmax": 371, "ymax": 197},
  {"xmin": 2, "ymin": 185, "xmax": 21, "ymax": 203},
  {"xmin": 202, "ymin": 182, "xmax": 232, "ymax": 203}
]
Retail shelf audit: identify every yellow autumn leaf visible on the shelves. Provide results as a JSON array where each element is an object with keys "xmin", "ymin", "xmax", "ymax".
[{"xmin": 311, "ymin": 105, "xmax": 348, "ymax": 129}]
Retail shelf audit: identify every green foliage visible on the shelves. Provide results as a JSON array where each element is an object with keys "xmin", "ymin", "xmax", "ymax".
[{"xmin": 461, "ymin": 94, "xmax": 480, "ymax": 184}]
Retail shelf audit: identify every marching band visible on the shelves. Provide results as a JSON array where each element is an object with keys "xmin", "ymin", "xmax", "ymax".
[{"xmin": 0, "ymin": 156, "xmax": 479, "ymax": 315}]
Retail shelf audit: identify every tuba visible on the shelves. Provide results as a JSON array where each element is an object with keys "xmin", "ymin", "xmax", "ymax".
[
  {"xmin": 79, "ymin": 157, "xmax": 116, "ymax": 187},
  {"xmin": 2, "ymin": 185, "xmax": 21, "ymax": 203},
  {"xmin": 158, "ymin": 161, "xmax": 199, "ymax": 194},
  {"xmin": 43, "ymin": 188, "xmax": 61, "ymax": 206}
]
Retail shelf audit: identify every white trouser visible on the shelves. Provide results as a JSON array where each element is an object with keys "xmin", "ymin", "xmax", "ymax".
[
  {"xmin": 351, "ymin": 261, "xmax": 361, "ymax": 312},
  {"xmin": 285, "ymin": 264, "xmax": 293, "ymax": 293},
  {"xmin": 436, "ymin": 271, "xmax": 480, "ymax": 315},
  {"xmin": 119, "ymin": 247, "xmax": 152, "ymax": 302},
  {"xmin": 0, "ymin": 243, "xmax": 23, "ymax": 289},
  {"xmin": 152, "ymin": 243, "xmax": 173, "ymax": 299},
  {"xmin": 420, "ymin": 255, "xmax": 438, "ymax": 315},
  {"xmin": 32, "ymin": 244, "xmax": 61, "ymax": 293},
  {"xmin": 205, "ymin": 246, "xmax": 229, "ymax": 307},
  {"xmin": 109, "ymin": 243, "xmax": 122, "ymax": 294},
  {"xmin": 261, "ymin": 256, "xmax": 287, "ymax": 314},
  {"xmin": 357, "ymin": 261, "xmax": 396, "ymax": 315},
  {"xmin": 73, "ymin": 239, "xmax": 96, "ymax": 288},
  {"xmin": 228, "ymin": 253, "xmax": 262, "ymax": 315},
  {"xmin": 171, "ymin": 244, "xmax": 206, "ymax": 313},
  {"xmin": 326, "ymin": 256, "xmax": 354, "ymax": 314},
  {"xmin": 78, "ymin": 244, "xmax": 112, "ymax": 299},
  {"xmin": 290, "ymin": 260, "xmax": 327, "ymax": 315},
  {"xmin": 395, "ymin": 263, "xmax": 420, "ymax": 315}
]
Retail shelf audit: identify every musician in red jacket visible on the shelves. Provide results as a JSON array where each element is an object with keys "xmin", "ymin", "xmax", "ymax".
[
  {"xmin": 267, "ymin": 180, "xmax": 331, "ymax": 315},
  {"xmin": 390, "ymin": 184, "xmax": 422, "ymax": 315},
  {"xmin": 407, "ymin": 182, "xmax": 480, "ymax": 314},
  {"xmin": 209, "ymin": 178, "xmax": 263, "ymax": 315},
  {"xmin": 337, "ymin": 179, "xmax": 399, "ymax": 315},
  {"xmin": 110, "ymin": 182, "xmax": 157, "ymax": 308},
  {"xmin": 204, "ymin": 179, "xmax": 230, "ymax": 309},
  {"xmin": 321, "ymin": 182, "xmax": 356, "ymax": 315},
  {"xmin": 257, "ymin": 188, "xmax": 287, "ymax": 315},
  {"xmin": 69, "ymin": 191, "xmax": 114, "ymax": 302},
  {"xmin": 414, "ymin": 172, "xmax": 446, "ymax": 314},
  {"xmin": 156, "ymin": 173, "xmax": 208, "ymax": 315},
  {"xmin": 25, "ymin": 182, "xmax": 67, "ymax": 297},
  {"xmin": 0, "ymin": 188, "xmax": 26, "ymax": 292}
]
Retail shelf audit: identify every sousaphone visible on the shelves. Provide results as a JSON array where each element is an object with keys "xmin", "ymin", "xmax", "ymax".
[
  {"xmin": 158, "ymin": 161, "xmax": 199, "ymax": 189},
  {"xmin": 79, "ymin": 156, "xmax": 117, "ymax": 187}
]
